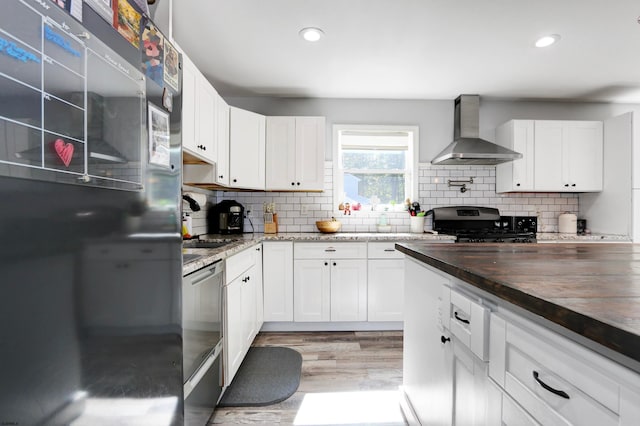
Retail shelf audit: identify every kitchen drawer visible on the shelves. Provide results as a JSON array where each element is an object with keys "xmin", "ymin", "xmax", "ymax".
[
  {"xmin": 367, "ymin": 242, "xmax": 405, "ymax": 259},
  {"xmin": 504, "ymin": 351, "xmax": 616, "ymax": 426},
  {"xmin": 226, "ymin": 244, "xmax": 257, "ymax": 282},
  {"xmin": 448, "ymin": 289, "xmax": 489, "ymax": 361},
  {"xmin": 502, "ymin": 323, "xmax": 619, "ymax": 426},
  {"xmin": 501, "ymin": 391, "xmax": 541, "ymax": 426},
  {"xmin": 294, "ymin": 242, "xmax": 367, "ymax": 260}
]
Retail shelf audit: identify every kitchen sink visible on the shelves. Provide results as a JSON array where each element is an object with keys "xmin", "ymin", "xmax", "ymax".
[{"xmin": 183, "ymin": 241, "xmax": 232, "ymax": 249}]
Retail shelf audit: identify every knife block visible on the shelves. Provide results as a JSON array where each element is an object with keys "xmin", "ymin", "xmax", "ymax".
[{"xmin": 264, "ymin": 213, "xmax": 278, "ymax": 234}]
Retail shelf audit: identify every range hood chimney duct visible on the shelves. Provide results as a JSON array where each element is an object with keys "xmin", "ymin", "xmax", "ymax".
[{"xmin": 431, "ymin": 95, "xmax": 522, "ymax": 165}]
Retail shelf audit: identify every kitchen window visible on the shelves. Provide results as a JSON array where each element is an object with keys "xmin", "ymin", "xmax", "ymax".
[{"xmin": 333, "ymin": 125, "xmax": 419, "ymax": 210}]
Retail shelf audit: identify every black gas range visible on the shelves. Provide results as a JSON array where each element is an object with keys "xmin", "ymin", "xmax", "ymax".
[{"xmin": 429, "ymin": 206, "xmax": 537, "ymax": 243}]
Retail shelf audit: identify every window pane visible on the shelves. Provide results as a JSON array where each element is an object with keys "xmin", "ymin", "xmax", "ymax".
[
  {"xmin": 342, "ymin": 149, "xmax": 406, "ymax": 170},
  {"xmin": 344, "ymin": 172, "xmax": 405, "ymax": 205}
]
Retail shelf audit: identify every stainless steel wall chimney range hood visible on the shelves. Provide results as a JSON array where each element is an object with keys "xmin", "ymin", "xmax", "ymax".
[{"xmin": 431, "ymin": 95, "xmax": 522, "ymax": 165}]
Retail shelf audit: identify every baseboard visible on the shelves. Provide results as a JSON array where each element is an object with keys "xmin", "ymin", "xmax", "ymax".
[{"xmin": 260, "ymin": 321, "xmax": 403, "ymax": 332}]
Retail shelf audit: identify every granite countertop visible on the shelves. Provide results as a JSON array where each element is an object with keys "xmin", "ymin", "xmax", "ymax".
[
  {"xmin": 537, "ymin": 232, "xmax": 631, "ymax": 242},
  {"xmin": 182, "ymin": 232, "xmax": 455, "ymax": 275},
  {"xmin": 395, "ymin": 242, "xmax": 640, "ymax": 372}
]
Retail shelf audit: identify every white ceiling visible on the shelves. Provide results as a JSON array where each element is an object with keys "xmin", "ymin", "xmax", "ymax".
[{"xmin": 172, "ymin": 0, "xmax": 640, "ymax": 103}]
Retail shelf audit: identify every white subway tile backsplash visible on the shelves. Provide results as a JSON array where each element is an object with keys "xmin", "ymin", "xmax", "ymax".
[{"xmin": 198, "ymin": 161, "xmax": 580, "ymax": 235}]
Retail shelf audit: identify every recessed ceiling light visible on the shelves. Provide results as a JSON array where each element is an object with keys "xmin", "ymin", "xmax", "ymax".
[
  {"xmin": 535, "ymin": 34, "xmax": 561, "ymax": 48},
  {"xmin": 299, "ymin": 27, "xmax": 324, "ymax": 42}
]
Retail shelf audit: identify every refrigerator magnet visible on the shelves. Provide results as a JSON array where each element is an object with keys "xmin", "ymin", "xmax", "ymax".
[
  {"xmin": 114, "ymin": 0, "xmax": 142, "ymax": 48},
  {"xmin": 163, "ymin": 40, "xmax": 179, "ymax": 92},
  {"xmin": 141, "ymin": 22, "xmax": 164, "ymax": 87},
  {"xmin": 148, "ymin": 103, "xmax": 170, "ymax": 168},
  {"xmin": 162, "ymin": 87, "xmax": 173, "ymax": 112}
]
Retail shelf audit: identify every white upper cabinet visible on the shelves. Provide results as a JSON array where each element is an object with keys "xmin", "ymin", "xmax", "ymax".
[
  {"xmin": 215, "ymin": 95, "xmax": 230, "ymax": 186},
  {"xmin": 564, "ymin": 121, "xmax": 604, "ymax": 191},
  {"xmin": 181, "ymin": 53, "xmax": 198, "ymax": 156},
  {"xmin": 496, "ymin": 120, "xmax": 535, "ymax": 192},
  {"xmin": 266, "ymin": 116, "xmax": 325, "ymax": 191},
  {"xmin": 229, "ymin": 107, "xmax": 266, "ymax": 190},
  {"xmin": 533, "ymin": 120, "xmax": 564, "ymax": 191},
  {"xmin": 180, "ymin": 52, "xmax": 216, "ymax": 164},
  {"xmin": 496, "ymin": 119, "xmax": 603, "ymax": 193},
  {"xmin": 535, "ymin": 120, "xmax": 603, "ymax": 191}
]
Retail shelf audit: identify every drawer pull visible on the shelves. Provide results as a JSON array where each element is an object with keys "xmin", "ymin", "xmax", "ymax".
[
  {"xmin": 383, "ymin": 249, "xmax": 395, "ymax": 252},
  {"xmin": 441, "ymin": 336, "xmax": 450, "ymax": 344},
  {"xmin": 324, "ymin": 248, "xmax": 337, "ymax": 252},
  {"xmin": 533, "ymin": 371, "xmax": 570, "ymax": 399},
  {"xmin": 454, "ymin": 311, "xmax": 470, "ymax": 324}
]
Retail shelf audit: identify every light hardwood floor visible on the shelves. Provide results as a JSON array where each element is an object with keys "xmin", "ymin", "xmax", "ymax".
[{"xmin": 208, "ymin": 331, "xmax": 406, "ymax": 425}]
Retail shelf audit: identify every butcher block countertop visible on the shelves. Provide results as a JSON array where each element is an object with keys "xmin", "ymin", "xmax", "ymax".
[{"xmin": 395, "ymin": 242, "xmax": 640, "ymax": 372}]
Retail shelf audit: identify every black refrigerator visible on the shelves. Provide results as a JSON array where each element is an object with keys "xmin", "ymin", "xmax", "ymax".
[{"xmin": 0, "ymin": 1, "xmax": 184, "ymax": 424}]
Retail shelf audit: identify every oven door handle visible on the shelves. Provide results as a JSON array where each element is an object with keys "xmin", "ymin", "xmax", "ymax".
[{"xmin": 188, "ymin": 262, "xmax": 222, "ymax": 286}]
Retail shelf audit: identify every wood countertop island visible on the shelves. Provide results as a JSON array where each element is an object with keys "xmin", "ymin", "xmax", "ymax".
[{"xmin": 396, "ymin": 242, "xmax": 640, "ymax": 372}]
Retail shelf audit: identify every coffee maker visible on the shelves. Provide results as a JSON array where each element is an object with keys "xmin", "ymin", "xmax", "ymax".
[{"xmin": 207, "ymin": 200, "xmax": 245, "ymax": 234}]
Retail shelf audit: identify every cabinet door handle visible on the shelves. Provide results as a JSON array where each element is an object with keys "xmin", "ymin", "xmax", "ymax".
[
  {"xmin": 219, "ymin": 175, "xmax": 224, "ymax": 179},
  {"xmin": 571, "ymin": 183, "xmax": 576, "ymax": 187},
  {"xmin": 324, "ymin": 262, "xmax": 328, "ymax": 266},
  {"xmin": 291, "ymin": 182, "xmax": 295, "ymax": 186},
  {"xmin": 441, "ymin": 336, "xmax": 450, "ymax": 344},
  {"xmin": 533, "ymin": 371, "xmax": 570, "ymax": 399},
  {"xmin": 564, "ymin": 184, "xmax": 569, "ymax": 187},
  {"xmin": 333, "ymin": 262, "xmax": 336, "ymax": 266},
  {"xmin": 296, "ymin": 182, "xmax": 300, "ymax": 186},
  {"xmin": 454, "ymin": 311, "xmax": 470, "ymax": 324},
  {"xmin": 233, "ymin": 178, "xmax": 237, "ymax": 183},
  {"xmin": 516, "ymin": 183, "xmax": 521, "ymax": 187}
]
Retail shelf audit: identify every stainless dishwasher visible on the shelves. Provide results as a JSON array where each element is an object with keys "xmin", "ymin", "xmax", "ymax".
[{"xmin": 182, "ymin": 260, "xmax": 224, "ymax": 424}]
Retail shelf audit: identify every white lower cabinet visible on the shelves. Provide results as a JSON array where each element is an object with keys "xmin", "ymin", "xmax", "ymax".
[
  {"xmin": 403, "ymin": 256, "xmax": 640, "ymax": 426},
  {"xmin": 445, "ymin": 286, "xmax": 491, "ymax": 426},
  {"xmin": 293, "ymin": 258, "xmax": 367, "ymax": 322},
  {"xmin": 489, "ymin": 311, "xmax": 640, "ymax": 426},
  {"xmin": 224, "ymin": 274, "xmax": 244, "ymax": 385},
  {"xmin": 223, "ymin": 243, "xmax": 263, "ymax": 385},
  {"xmin": 293, "ymin": 242, "xmax": 367, "ymax": 322},
  {"xmin": 293, "ymin": 259, "xmax": 331, "ymax": 322},
  {"xmin": 329, "ymin": 259, "xmax": 367, "ymax": 321},
  {"xmin": 402, "ymin": 258, "xmax": 453, "ymax": 425},
  {"xmin": 262, "ymin": 242, "xmax": 294, "ymax": 321},
  {"xmin": 451, "ymin": 338, "xmax": 489, "ymax": 426},
  {"xmin": 367, "ymin": 242, "xmax": 404, "ymax": 321}
]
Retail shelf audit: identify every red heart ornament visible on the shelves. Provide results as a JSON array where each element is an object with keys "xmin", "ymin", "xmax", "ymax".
[{"xmin": 54, "ymin": 139, "xmax": 74, "ymax": 167}]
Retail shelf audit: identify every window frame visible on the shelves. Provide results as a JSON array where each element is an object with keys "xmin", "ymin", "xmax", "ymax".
[{"xmin": 333, "ymin": 124, "xmax": 419, "ymax": 211}]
